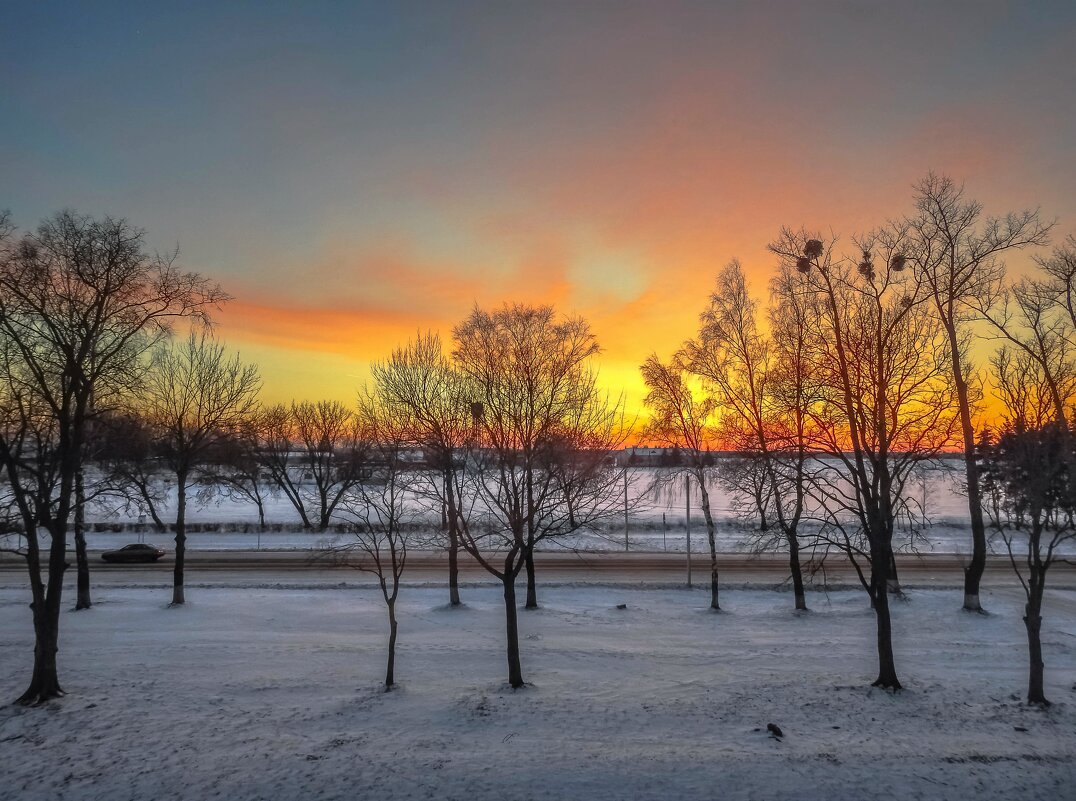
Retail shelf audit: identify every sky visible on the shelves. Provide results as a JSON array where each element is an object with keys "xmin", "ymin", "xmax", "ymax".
[{"xmin": 3, "ymin": 1, "xmax": 1075, "ymax": 413}]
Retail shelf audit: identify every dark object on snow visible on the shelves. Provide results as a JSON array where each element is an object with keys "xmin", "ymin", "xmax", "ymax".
[
  {"xmin": 101, "ymin": 543, "xmax": 167, "ymax": 563},
  {"xmin": 615, "ymin": 603, "xmax": 627, "ymax": 610},
  {"xmin": 767, "ymin": 723, "xmax": 784, "ymax": 739},
  {"xmin": 1014, "ymin": 726, "xmax": 1028, "ymax": 732}
]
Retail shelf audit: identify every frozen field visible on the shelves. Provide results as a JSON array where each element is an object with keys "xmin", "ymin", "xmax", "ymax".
[
  {"xmin": 68, "ymin": 519, "xmax": 1017, "ymax": 557},
  {"xmin": 59, "ymin": 461, "xmax": 1060, "ymax": 557},
  {"xmin": 1, "ymin": 583, "xmax": 1074, "ymax": 800}
]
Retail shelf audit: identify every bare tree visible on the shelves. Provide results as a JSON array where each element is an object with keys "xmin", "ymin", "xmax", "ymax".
[
  {"xmin": 452, "ymin": 303, "xmax": 624, "ymax": 687},
  {"xmin": 139, "ymin": 331, "xmax": 260, "ymax": 605},
  {"xmin": 975, "ymin": 238, "xmax": 1076, "ymax": 426},
  {"xmin": 640, "ymin": 354, "xmax": 722, "ymax": 610},
  {"xmin": 715, "ymin": 452, "xmax": 771, "ymax": 532},
  {"xmin": 0, "ymin": 210, "xmax": 225, "ymax": 703},
  {"xmin": 334, "ymin": 388, "xmax": 422, "ymax": 690},
  {"xmin": 292, "ymin": 401, "xmax": 365, "ymax": 530},
  {"xmin": 772, "ymin": 229, "xmax": 959, "ymax": 689},
  {"xmin": 686, "ymin": 259, "xmax": 815, "ymax": 611},
  {"xmin": 990, "ymin": 347, "xmax": 1060, "ymax": 433},
  {"xmin": 980, "ymin": 421, "xmax": 1075, "ymax": 705},
  {"xmin": 257, "ymin": 401, "xmax": 364, "ymax": 531},
  {"xmin": 908, "ymin": 173, "xmax": 1052, "ymax": 612},
  {"xmin": 0, "ymin": 349, "xmax": 67, "ymax": 695},
  {"xmin": 207, "ymin": 411, "xmax": 274, "ymax": 532},
  {"xmin": 253, "ymin": 404, "xmax": 313, "ymax": 529},
  {"xmin": 0, "ymin": 387, "xmax": 44, "ymax": 564},
  {"xmin": 96, "ymin": 411, "xmax": 170, "ymax": 532},
  {"xmin": 371, "ymin": 332, "xmax": 474, "ymax": 606}
]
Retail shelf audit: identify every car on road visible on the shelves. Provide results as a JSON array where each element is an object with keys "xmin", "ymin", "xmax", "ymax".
[{"xmin": 101, "ymin": 544, "xmax": 167, "ymax": 563}]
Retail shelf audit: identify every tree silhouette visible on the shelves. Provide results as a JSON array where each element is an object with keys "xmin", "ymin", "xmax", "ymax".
[
  {"xmin": 0, "ymin": 210, "xmax": 225, "ymax": 703},
  {"xmin": 139, "ymin": 330, "xmax": 260, "ymax": 605},
  {"xmin": 980, "ymin": 422, "xmax": 1076, "ymax": 705},
  {"xmin": 770, "ymin": 228, "xmax": 959, "ymax": 689},
  {"xmin": 452, "ymin": 303, "xmax": 624, "ymax": 687},
  {"xmin": 370, "ymin": 332, "xmax": 473, "ymax": 606},
  {"xmin": 641, "ymin": 353, "xmax": 722, "ymax": 609},
  {"xmin": 908, "ymin": 173, "xmax": 1051, "ymax": 611}
]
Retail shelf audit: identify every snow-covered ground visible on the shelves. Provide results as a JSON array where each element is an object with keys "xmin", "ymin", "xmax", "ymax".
[
  {"xmin": 83, "ymin": 462, "xmax": 975, "ymax": 529},
  {"xmin": 1, "ymin": 583, "xmax": 1074, "ymax": 800},
  {"xmin": 52, "ymin": 462, "xmax": 1064, "ymax": 556}
]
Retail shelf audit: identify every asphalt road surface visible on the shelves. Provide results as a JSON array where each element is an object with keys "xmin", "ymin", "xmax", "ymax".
[{"xmin": 2, "ymin": 550, "xmax": 1072, "ymax": 590}]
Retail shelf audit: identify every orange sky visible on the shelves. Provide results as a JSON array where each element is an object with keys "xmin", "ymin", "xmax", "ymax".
[{"xmin": 6, "ymin": 3, "xmax": 1074, "ymax": 423}]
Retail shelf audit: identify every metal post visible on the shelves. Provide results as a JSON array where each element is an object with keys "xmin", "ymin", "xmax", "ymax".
[
  {"xmin": 662, "ymin": 512, "xmax": 667, "ymax": 552},
  {"xmin": 685, "ymin": 474, "xmax": 692, "ymax": 587}
]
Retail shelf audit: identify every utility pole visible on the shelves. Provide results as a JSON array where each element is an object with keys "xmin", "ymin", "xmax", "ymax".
[{"xmin": 623, "ymin": 468, "xmax": 629, "ymax": 552}]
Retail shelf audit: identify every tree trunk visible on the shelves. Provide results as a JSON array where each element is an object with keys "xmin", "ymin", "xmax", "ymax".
[
  {"xmin": 317, "ymin": 482, "xmax": 332, "ymax": 532},
  {"xmin": 699, "ymin": 481, "xmax": 720, "ymax": 611},
  {"xmin": 1024, "ymin": 580, "xmax": 1048, "ymax": 705},
  {"xmin": 18, "ymin": 536, "xmax": 67, "ymax": 704},
  {"xmin": 788, "ymin": 530, "xmax": 807, "ymax": 611},
  {"xmin": 385, "ymin": 600, "xmax": 398, "ymax": 690},
  {"xmin": 524, "ymin": 549, "xmax": 538, "ymax": 609},
  {"xmin": 172, "ymin": 470, "xmax": 187, "ymax": 606},
  {"xmin": 870, "ymin": 555, "xmax": 901, "ymax": 690},
  {"xmin": 503, "ymin": 576, "xmax": 525, "ymax": 688},
  {"xmin": 291, "ymin": 494, "xmax": 313, "ymax": 531},
  {"xmin": 20, "ymin": 601, "xmax": 63, "ymax": 704},
  {"xmin": 448, "ymin": 526, "xmax": 461, "ymax": 606},
  {"xmin": 961, "ymin": 441, "xmax": 987, "ymax": 611},
  {"xmin": 887, "ymin": 552, "xmax": 902, "ymax": 596},
  {"xmin": 74, "ymin": 467, "xmax": 91, "ymax": 610},
  {"xmin": 445, "ymin": 471, "xmax": 461, "ymax": 606},
  {"xmin": 947, "ymin": 326, "xmax": 987, "ymax": 612}
]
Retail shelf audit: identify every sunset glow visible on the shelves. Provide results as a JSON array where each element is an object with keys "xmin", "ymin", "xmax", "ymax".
[
  {"xmin": 6, "ymin": 4, "xmax": 1076, "ymax": 793},
  {"xmin": 4, "ymin": 2, "xmax": 1074, "ymax": 418}
]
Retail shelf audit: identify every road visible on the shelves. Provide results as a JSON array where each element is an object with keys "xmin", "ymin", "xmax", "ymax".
[{"xmin": 2, "ymin": 550, "xmax": 1073, "ymax": 589}]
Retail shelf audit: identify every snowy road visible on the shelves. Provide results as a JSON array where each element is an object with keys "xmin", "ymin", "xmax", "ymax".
[{"xmin": 3, "ymin": 551, "xmax": 1073, "ymax": 590}]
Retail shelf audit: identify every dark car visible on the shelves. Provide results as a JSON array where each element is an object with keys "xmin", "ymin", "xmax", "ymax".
[{"xmin": 101, "ymin": 544, "xmax": 167, "ymax": 563}]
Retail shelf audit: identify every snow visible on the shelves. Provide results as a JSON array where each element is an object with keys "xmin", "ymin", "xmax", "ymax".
[
  {"xmin": 52, "ymin": 462, "xmax": 1071, "ymax": 556},
  {"xmin": 1, "ymin": 581, "xmax": 1074, "ymax": 800},
  {"xmin": 64, "ymin": 520, "xmax": 1050, "ymax": 558}
]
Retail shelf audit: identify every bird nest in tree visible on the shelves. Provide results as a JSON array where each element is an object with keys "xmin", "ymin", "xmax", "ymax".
[
  {"xmin": 796, "ymin": 257, "xmax": 811, "ymax": 273},
  {"xmin": 858, "ymin": 253, "xmax": 875, "ymax": 279},
  {"xmin": 889, "ymin": 253, "xmax": 907, "ymax": 271},
  {"xmin": 803, "ymin": 239, "xmax": 824, "ymax": 258}
]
